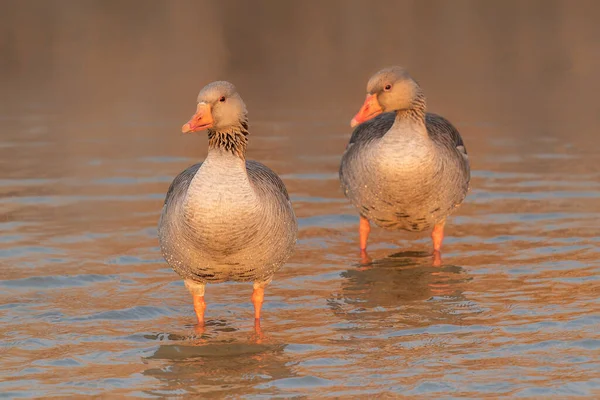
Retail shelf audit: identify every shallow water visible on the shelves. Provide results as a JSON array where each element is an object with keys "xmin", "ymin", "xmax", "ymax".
[{"xmin": 2, "ymin": 1, "xmax": 600, "ymax": 398}]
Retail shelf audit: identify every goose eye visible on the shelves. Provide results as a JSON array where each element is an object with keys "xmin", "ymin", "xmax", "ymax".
[
  {"xmin": 219, "ymin": 96, "xmax": 226, "ymax": 102},
  {"xmin": 384, "ymin": 84, "xmax": 392, "ymax": 91}
]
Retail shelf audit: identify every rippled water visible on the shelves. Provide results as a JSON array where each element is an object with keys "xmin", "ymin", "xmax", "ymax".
[{"xmin": 2, "ymin": 1, "xmax": 600, "ymax": 398}]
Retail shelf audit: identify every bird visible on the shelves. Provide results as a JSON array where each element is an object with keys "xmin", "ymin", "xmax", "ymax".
[
  {"xmin": 339, "ymin": 67, "xmax": 470, "ymax": 260},
  {"xmin": 158, "ymin": 81, "xmax": 297, "ymax": 327}
]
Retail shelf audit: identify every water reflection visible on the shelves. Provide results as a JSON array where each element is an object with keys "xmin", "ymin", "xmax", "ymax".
[
  {"xmin": 2, "ymin": 0, "xmax": 600, "ymax": 397},
  {"xmin": 328, "ymin": 251, "xmax": 474, "ymax": 326},
  {"xmin": 143, "ymin": 339, "xmax": 291, "ymax": 397}
]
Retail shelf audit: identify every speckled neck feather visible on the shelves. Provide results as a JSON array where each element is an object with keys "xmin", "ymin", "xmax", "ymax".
[
  {"xmin": 207, "ymin": 119, "xmax": 249, "ymax": 159},
  {"xmin": 396, "ymin": 89, "xmax": 427, "ymax": 123}
]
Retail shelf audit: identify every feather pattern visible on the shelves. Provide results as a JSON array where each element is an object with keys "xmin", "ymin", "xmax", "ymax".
[
  {"xmin": 340, "ymin": 110, "xmax": 470, "ymax": 232},
  {"xmin": 159, "ymin": 153, "xmax": 297, "ymax": 284},
  {"xmin": 159, "ymin": 112, "xmax": 296, "ymax": 285}
]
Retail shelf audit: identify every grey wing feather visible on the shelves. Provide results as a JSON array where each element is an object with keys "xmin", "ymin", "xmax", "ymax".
[
  {"xmin": 341, "ymin": 113, "xmax": 395, "ymax": 197},
  {"xmin": 426, "ymin": 113, "xmax": 470, "ymax": 189},
  {"xmin": 246, "ymin": 160, "xmax": 290, "ymax": 200},
  {"xmin": 163, "ymin": 163, "xmax": 202, "ymax": 207},
  {"xmin": 425, "ymin": 113, "xmax": 467, "ymax": 155},
  {"xmin": 348, "ymin": 112, "xmax": 396, "ymax": 147},
  {"xmin": 348, "ymin": 112, "xmax": 467, "ymax": 155}
]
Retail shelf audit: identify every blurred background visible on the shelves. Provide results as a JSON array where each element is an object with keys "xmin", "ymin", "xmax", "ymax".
[{"xmin": 2, "ymin": 0, "xmax": 600, "ymax": 397}]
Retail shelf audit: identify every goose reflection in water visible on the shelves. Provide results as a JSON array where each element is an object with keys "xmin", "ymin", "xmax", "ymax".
[
  {"xmin": 143, "ymin": 337, "xmax": 292, "ymax": 397},
  {"xmin": 328, "ymin": 251, "xmax": 475, "ymax": 326}
]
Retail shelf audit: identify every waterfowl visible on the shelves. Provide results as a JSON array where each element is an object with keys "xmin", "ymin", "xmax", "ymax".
[
  {"xmin": 158, "ymin": 81, "xmax": 297, "ymax": 325},
  {"xmin": 339, "ymin": 67, "xmax": 470, "ymax": 257}
]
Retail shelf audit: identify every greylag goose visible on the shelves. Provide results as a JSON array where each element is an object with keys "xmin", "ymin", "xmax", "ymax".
[
  {"xmin": 158, "ymin": 81, "xmax": 297, "ymax": 325},
  {"xmin": 339, "ymin": 67, "xmax": 470, "ymax": 257}
]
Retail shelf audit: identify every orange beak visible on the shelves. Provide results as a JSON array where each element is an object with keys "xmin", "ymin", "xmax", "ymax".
[
  {"xmin": 182, "ymin": 103, "xmax": 214, "ymax": 133},
  {"xmin": 350, "ymin": 94, "xmax": 383, "ymax": 127}
]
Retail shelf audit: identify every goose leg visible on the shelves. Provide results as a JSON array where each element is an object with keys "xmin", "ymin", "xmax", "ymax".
[
  {"xmin": 359, "ymin": 215, "xmax": 371, "ymax": 252},
  {"xmin": 253, "ymin": 318, "xmax": 264, "ymax": 344},
  {"xmin": 431, "ymin": 221, "xmax": 445, "ymax": 267},
  {"xmin": 360, "ymin": 249, "xmax": 372, "ymax": 266},
  {"xmin": 185, "ymin": 279, "xmax": 206, "ymax": 325},
  {"xmin": 251, "ymin": 282, "xmax": 267, "ymax": 320},
  {"xmin": 433, "ymin": 249, "xmax": 442, "ymax": 267},
  {"xmin": 431, "ymin": 220, "xmax": 445, "ymax": 252}
]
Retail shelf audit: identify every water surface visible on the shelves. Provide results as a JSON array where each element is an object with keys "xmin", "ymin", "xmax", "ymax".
[{"xmin": 1, "ymin": 1, "xmax": 600, "ymax": 398}]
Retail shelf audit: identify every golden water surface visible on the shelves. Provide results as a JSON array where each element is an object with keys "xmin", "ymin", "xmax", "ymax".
[{"xmin": 1, "ymin": 1, "xmax": 600, "ymax": 397}]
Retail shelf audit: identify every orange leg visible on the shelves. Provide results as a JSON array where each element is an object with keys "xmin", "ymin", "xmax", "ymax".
[
  {"xmin": 251, "ymin": 285, "xmax": 265, "ymax": 320},
  {"xmin": 360, "ymin": 249, "xmax": 372, "ymax": 266},
  {"xmin": 253, "ymin": 318, "xmax": 264, "ymax": 344},
  {"xmin": 432, "ymin": 220, "xmax": 446, "ymax": 253},
  {"xmin": 193, "ymin": 323, "xmax": 206, "ymax": 336},
  {"xmin": 433, "ymin": 249, "xmax": 442, "ymax": 267},
  {"xmin": 432, "ymin": 221, "xmax": 445, "ymax": 267},
  {"xmin": 192, "ymin": 295, "xmax": 206, "ymax": 325},
  {"xmin": 359, "ymin": 215, "xmax": 371, "ymax": 252},
  {"xmin": 184, "ymin": 279, "xmax": 206, "ymax": 325}
]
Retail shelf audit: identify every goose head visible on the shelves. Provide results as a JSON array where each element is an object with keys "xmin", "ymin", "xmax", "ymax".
[
  {"xmin": 350, "ymin": 67, "xmax": 423, "ymax": 127},
  {"xmin": 182, "ymin": 81, "xmax": 248, "ymax": 133}
]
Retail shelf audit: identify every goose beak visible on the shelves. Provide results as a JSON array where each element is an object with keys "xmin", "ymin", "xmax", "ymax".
[
  {"xmin": 182, "ymin": 102, "xmax": 214, "ymax": 133},
  {"xmin": 350, "ymin": 94, "xmax": 383, "ymax": 127}
]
